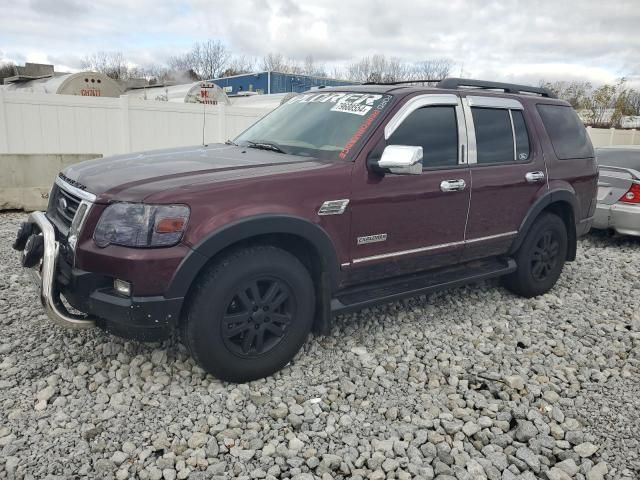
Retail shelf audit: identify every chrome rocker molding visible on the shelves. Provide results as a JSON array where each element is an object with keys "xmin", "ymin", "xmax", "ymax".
[
  {"xmin": 351, "ymin": 231, "xmax": 518, "ymax": 264},
  {"xmin": 25, "ymin": 211, "xmax": 96, "ymax": 329}
]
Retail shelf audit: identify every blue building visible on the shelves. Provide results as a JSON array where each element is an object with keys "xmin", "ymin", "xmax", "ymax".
[{"xmin": 211, "ymin": 71, "xmax": 357, "ymax": 95}]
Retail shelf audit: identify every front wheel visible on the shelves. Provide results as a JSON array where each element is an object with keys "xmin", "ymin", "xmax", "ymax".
[
  {"xmin": 504, "ymin": 213, "xmax": 568, "ymax": 298},
  {"xmin": 183, "ymin": 246, "xmax": 315, "ymax": 382}
]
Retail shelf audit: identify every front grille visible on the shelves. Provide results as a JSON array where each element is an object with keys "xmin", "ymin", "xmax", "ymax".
[{"xmin": 47, "ymin": 183, "xmax": 83, "ymax": 235}]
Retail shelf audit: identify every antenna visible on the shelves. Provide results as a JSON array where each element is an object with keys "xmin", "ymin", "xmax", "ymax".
[{"xmin": 200, "ymin": 82, "xmax": 210, "ymax": 146}]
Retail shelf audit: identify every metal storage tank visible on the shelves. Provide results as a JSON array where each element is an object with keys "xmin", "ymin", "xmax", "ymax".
[
  {"xmin": 4, "ymin": 71, "xmax": 124, "ymax": 97},
  {"xmin": 130, "ymin": 81, "xmax": 230, "ymax": 104}
]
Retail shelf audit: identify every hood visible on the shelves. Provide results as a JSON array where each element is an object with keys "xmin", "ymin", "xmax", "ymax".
[{"xmin": 61, "ymin": 144, "xmax": 329, "ymax": 202}]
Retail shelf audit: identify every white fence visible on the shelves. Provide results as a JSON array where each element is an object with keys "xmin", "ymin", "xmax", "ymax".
[
  {"xmin": 0, "ymin": 90, "xmax": 639, "ymax": 157},
  {"xmin": 0, "ymin": 90, "xmax": 270, "ymax": 157},
  {"xmin": 586, "ymin": 126, "xmax": 640, "ymax": 147}
]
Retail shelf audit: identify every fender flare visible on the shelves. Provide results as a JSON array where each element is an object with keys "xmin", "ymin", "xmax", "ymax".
[
  {"xmin": 508, "ymin": 189, "xmax": 579, "ymax": 256},
  {"xmin": 166, "ymin": 215, "xmax": 340, "ymax": 299}
]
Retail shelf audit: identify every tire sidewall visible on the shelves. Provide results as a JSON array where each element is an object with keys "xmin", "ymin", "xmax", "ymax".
[{"xmin": 186, "ymin": 247, "xmax": 315, "ymax": 382}]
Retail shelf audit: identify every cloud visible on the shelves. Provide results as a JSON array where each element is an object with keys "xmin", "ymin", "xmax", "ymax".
[{"xmin": 0, "ymin": 0, "xmax": 638, "ymax": 86}]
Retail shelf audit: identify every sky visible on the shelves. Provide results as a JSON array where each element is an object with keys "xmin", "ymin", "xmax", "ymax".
[{"xmin": 1, "ymin": 0, "xmax": 639, "ymax": 87}]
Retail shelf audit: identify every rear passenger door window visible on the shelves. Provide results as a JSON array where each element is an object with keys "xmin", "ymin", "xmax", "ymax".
[
  {"xmin": 387, "ymin": 106, "xmax": 459, "ymax": 168},
  {"xmin": 471, "ymin": 107, "xmax": 531, "ymax": 164}
]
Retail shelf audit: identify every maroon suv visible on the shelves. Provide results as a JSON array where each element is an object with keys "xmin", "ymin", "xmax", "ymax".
[{"xmin": 14, "ymin": 78, "xmax": 597, "ymax": 382}]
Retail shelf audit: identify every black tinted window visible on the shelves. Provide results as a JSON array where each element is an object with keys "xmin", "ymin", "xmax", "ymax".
[
  {"xmin": 512, "ymin": 110, "xmax": 530, "ymax": 161},
  {"xmin": 388, "ymin": 106, "xmax": 458, "ymax": 168},
  {"xmin": 472, "ymin": 108, "xmax": 514, "ymax": 164},
  {"xmin": 537, "ymin": 104, "xmax": 593, "ymax": 160}
]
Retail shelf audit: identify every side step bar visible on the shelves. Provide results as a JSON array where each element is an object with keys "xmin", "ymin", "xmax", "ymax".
[{"xmin": 331, "ymin": 257, "xmax": 517, "ymax": 314}]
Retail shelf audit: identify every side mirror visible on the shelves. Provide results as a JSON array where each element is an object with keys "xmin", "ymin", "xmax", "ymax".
[{"xmin": 376, "ymin": 145, "xmax": 423, "ymax": 175}]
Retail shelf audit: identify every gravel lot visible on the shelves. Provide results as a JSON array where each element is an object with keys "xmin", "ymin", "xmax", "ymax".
[{"xmin": 0, "ymin": 211, "xmax": 639, "ymax": 480}]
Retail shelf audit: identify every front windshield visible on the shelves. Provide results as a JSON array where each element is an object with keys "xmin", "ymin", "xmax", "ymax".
[{"xmin": 235, "ymin": 91, "xmax": 393, "ymax": 160}]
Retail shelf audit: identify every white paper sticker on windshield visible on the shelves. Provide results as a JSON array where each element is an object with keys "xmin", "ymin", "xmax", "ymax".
[
  {"xmin": 331, "ymin": 100, "xmax": 371, "ymax": 115},
  {"xmin": 330, "ymin": 94, "xmax": 383, "ymax": 116}
]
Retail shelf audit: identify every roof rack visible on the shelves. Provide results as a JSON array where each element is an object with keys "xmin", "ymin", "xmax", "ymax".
[
  {"xmin": 436, "ymin": 77, "xmax": 556, "ymax": 98},
  {"xmin": 362, "ymin": 79, "xmax": 442, "ymax": 86}
]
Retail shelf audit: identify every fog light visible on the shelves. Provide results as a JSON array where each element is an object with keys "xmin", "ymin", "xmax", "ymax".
[{"xmin": 114, "ymin": 279, "xmax": 131, "ymax": 296}]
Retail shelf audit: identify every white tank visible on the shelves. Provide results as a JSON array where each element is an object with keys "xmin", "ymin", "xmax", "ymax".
[
  {"xmin": 131, "ymin": 81, "xmax": 230, "ymax": 105},
  {"xmin": 4, "ymin": 71, "xmax": 124, "ymax": 97},
  {"xmin": 229, "ymin": 93, "xmax": 296, "ymax": 109}
]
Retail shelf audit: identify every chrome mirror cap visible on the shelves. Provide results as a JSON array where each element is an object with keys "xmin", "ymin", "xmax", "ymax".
[{"xmin": 378, "ymin": 145, "xmax": 423, "ymax": 175}]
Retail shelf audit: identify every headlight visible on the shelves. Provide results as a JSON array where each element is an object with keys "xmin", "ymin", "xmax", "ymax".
[{"xmin": 94, "ymin": 203, "xmax": 190, "ymax": 248}]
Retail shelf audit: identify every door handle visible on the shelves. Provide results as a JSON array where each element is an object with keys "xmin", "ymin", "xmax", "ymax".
[
  {"xmin": 440, "ymin": 179, "xmax": 466, "ymax": 192},
  {"xmin": 525, "ymin": 171, "xmax": 545, "ymax": 183}
]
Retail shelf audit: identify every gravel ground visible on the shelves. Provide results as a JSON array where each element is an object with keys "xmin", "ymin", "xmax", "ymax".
[{"xmin": 0, "ymin": 211, "xmax": 639, "ymax": 480}]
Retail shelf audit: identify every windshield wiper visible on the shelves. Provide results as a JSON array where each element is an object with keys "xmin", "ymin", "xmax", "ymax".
[
  {"xmin": 224, "ymin": 139, "xmax": 237, "ymax": 146},
  {"xmin": 244, "ymin": 140, "xmax": 288, "ymax": 154}
]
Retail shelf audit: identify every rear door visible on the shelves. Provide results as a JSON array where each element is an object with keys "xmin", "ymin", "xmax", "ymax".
[{"xmin": 462, "ymin": 95, "xmax": 548, "ymax": 260}]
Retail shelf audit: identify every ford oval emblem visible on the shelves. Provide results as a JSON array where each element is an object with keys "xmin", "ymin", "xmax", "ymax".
[{"xmin": 59, "ymin": 197, "xmax": 68, "ymax": 211}]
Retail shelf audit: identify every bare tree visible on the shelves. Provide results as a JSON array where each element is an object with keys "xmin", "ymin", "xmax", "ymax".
[
  {"xmin": 261, "ymin": 53, "xmax": 303, "ymax": 74},
  {"xmin": 303, "ymin": 55, "xmax": 326, "ymax": 77},
  {"xmin": 408, "ymin": 59, "xmax": 453, "ymax": 81},
  {"xmin": 346, "ymin": 55, "xmax": 408, "ymax": 83},
  {"xmin": 81, "ymin": 51, "xmax": 130, "ymax": 80},
  {"xmin": 626, "ymin": 90, "xmax": 640, "ymax": 116},
  {"xmin": 0, "ymin": 61, "xmax": 16, "ymax": 84},
  {"xmin": 222, "ymin": 55, "xmax": 256, "ymax": 77},
  {"xmin": 169, "ymin": 40, "xmax": 230, "ymax": 80},
  {"xmin": 539, "ymin": 80, "xmax": 592, "ymax": 109}
]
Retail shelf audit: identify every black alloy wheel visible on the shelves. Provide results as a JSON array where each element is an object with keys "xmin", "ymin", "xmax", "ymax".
[
  {"xmin": 530, "ymin": 230, "xmax": 561, "ymax": 282},
  {"xmin": 183, "ymin": 245, "xmax": 315, "ymax": 383},
  {"xmin": 222, "ymin": 277, "xmax": 294, "ymax": 357}
]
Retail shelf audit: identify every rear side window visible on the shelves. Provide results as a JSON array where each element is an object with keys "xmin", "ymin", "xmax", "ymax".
[
  {"xmin": 471, "ymin": 108, "xmax": 513, "ymax": 164},
  {"xmin": 388, "ymin": 106, "xmax": 459, "ymax": 168},
  {"xmin": 537, "ymin": 104, "xmax": 593, "ymax": 160}
]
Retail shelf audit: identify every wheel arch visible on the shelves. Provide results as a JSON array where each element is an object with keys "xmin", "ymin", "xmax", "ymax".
[
  {"xmin": 167, "ymin": 215, "xmax": 340, "ymax": 334},
  {"xmin": 509, "ymin": 190, "xmax": 579, "ymax": 261}
]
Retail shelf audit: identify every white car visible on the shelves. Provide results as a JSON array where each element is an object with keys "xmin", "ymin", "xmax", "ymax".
[{"xmin": 594, "ymin": 146, "xmax": 640, "ymax": 236}]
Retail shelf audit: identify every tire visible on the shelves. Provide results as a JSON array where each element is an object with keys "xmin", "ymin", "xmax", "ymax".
[
  {"xmin": 183, "ymin": 246, "xmax": 315, "ymax": 382},
  {"xmin": 503, "ymin": 213, "xmax": 568, "ymax": 298}
]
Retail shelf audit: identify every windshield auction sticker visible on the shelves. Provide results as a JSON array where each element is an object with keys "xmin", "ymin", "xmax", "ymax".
[
  {"xmin": 338, "ymin": 94, "xmax": 392, "ymax": 159},
  {"xmin": 287, "ymin": 92, "xmax": 384, "ymax": 115}
]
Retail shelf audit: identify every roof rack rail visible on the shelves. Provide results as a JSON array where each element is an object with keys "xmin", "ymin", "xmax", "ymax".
[
  {"xmin": 436, "ymin": 77, "xmax": 556, "ymax": 98},
  {"xmin": 362, "ymin": 79, "xmax": 442, "ymax": 86}
]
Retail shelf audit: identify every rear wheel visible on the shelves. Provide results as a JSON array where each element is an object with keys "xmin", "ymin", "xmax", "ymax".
[
  {"xmin": 504, "ymin": 213, "xmax": 568, "ymax": 298},
  {"xmin": 183, "ymin": 246, "xmax": 315, "ymax": 382}
]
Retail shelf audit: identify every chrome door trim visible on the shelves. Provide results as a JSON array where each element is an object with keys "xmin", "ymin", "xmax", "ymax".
[
  {"xmin": 461, "ymin": 98, "xmax": 477, "ymax": 165},
  {"xmin": 384, "ymin": 94, "xmax": 468, "ymax": 167},
  {"xmin": 352, "ymin": 239, "xmax": 465, "ymax": 264},
  {"xmin": 465, "ymin": 230, "xmax": 518, "ymax": 243},
  {"xmin": 466, "ymin": 96, "xmax": 524, "ymax": 110},
  {"xmin": 351, "ymin": 231, "xmax": 518, "ymax": 264},
  {"xmin": 508, "ymin": 110, "xmax": 517, "ymax": 161},
  {"xmin": 384, "ymin": 94, "xmax": 460, "ymax": 139}
]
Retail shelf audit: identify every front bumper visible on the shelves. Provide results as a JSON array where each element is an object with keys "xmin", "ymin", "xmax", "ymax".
[
  {"xmin": 593, "ymin": 202, "xmax": 640, "ymax": 236},
  {"xmin": 15, "ymin": 211, "xmax": 182, "ymax": 341}
]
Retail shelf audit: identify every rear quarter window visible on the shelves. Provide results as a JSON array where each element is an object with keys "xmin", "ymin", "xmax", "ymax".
[{"xmin": 537, "ymin": 104, "xmax": 594, "ymax": 160}]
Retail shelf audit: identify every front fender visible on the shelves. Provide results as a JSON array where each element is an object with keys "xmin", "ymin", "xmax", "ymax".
[{"xmin": 165, "ymin": 215, "xmax": 340, "ymax": 299}]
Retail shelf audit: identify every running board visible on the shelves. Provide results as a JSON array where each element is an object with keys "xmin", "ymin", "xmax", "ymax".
[{"xmin": 331, "ymin": 257, "xmax": 517, "ymax": 314}]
